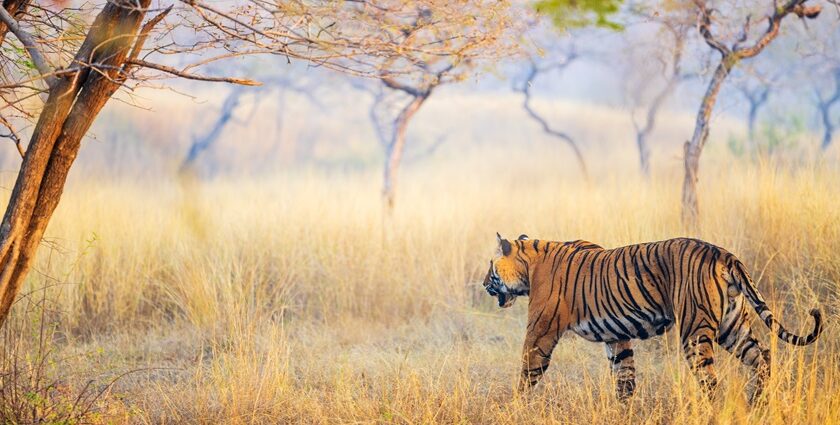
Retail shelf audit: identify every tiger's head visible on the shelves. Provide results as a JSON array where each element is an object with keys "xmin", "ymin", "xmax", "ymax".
[{"xmin": 483, "ymin": 233, "xmax": 531, "ymax": 308}]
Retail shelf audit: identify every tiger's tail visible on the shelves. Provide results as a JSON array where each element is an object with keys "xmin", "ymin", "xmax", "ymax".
[{"xmin": 728, "ymin": 259, "xmax": 822, "ymax": 346}]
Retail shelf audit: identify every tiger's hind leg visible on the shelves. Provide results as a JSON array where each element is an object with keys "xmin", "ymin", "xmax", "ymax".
[
  {"xmin": 716, "ymin": 294, "xmax": 771, "ymax": 404},
  {"xmin": 605, "ymin": 340, "xmax": 636, "ymax": 401},
  {"xmin": 681, "ymin": 326, "xmax": 719, "ymax": 398}
]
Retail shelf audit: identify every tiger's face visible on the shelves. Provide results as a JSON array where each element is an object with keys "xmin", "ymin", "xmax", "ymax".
[{"xmin": 483, "ymin": 233, "xmax": 530, "ymax": 308}]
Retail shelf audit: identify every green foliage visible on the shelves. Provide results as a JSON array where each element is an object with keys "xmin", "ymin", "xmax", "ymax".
[
  {"xmin": 727, "ymin": 134, "xmax": 745, "ymax": 157},
  {"xmin": 758, "ymin": 114, "xmax": 807, "ymax": 154},
  {"xmin": 2, "ymin": 44, "xmax": 36, "ymax": 71},
  {"xmin": 727, "ymin": 115, "xmax": 809, "ymax": 158},
  {"xmin": 534, "ymin": 0, "xmax": 624, "ymax": 30}
]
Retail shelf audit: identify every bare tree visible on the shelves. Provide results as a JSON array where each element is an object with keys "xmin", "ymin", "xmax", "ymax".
[
  {"xmin": 815, "ymin": 68, "xmax": 840, "ymax": 150},
  {"xmin": 356, "ymin": 80, "xmax": 449, "ymax": 168},
  {"xmin": 379, "ymin": 71, "xmax": 442, "ymax": 210},
  {"xmin": 681, "ymin": 0, "xmax": 821, "ymax": 228},
  {"xmin": 180, "ymin": 87, "xmax": 245, "ymax": 175},
  {"xmin": 0, "ymin": 0, "xmax": 514, "ymax": 326},
  {"xmin": 737, "ymin": 81, "xmax": 771, "ymax": 148},
  {"xmin": 732, "ymin": 64, "xmax": 786, "ymax": 152},
  {"xmin": 516, "ymin": 51, "xmax": 589, "ymax": 180},
  {"xmin": 346, "ymin": 1, "xmax": 515, "ymax": 210},
  {"xmin": 626, "ymin": 15, "xmax": 693, "ymax": 178},
  {"xmin": 178, "ymin": 75, "xmax": 321, "ymax": 176}
]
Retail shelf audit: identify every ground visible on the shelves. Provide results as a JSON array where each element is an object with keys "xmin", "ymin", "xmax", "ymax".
[{"xmin": 0, "ymin": 151, "xmax": 838, "ymax": 424}]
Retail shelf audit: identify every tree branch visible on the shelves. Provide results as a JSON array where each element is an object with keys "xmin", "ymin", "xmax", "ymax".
[
  {"xmin": 125, "ymin": 59, "xmax": 262, "ymax": 86},
  {"xmin": 127, "ymin": 5, "xmax": 173, "ymax": 67},
  {"xmin": 516, "ymin": 60, "xmax": 588, "ymax": 180},
  {"xmin": 381, "ymin": 73, "xmax": 424, "ymax": 97},
  {"xmin": 734, "ymin": 0, "xmax": 820, "ymax": 59},
  {"xmin": 0, "ymin": 114, "xmax": 25, "ymax": 158},
  {"xmin": 0, "ymin": 3, "xmax": 56, "ymax": 87},
  {"xmin": 694, "ymin": 0, "xmax": 729, "ymax": 56}
]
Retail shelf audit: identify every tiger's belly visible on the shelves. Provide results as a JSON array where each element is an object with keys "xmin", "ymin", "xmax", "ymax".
[{"xmin": 570, "ymin": 314, "xmax": 674, "ymax": 343}]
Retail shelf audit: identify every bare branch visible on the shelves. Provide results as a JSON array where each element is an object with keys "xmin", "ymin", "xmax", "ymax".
[
  {"xmin": 0, "ymin": 3, "xmax": 56, "ymax": 87},
  {"xmin": 694, "ymin": 0, "xmax": 729, "ymax": 56},
  {"xmin": 127, "ymin": 5, "xmax": 173, "ymax": 66},
  {"xmin": 381, "ymin": 74, "xmax": 424, "ymax": 97},
  {"xmin": 126, "ymin": 59, "xmax": 262, "ymax": 86},
  {"xmin": 734, "ymin": 0, "xmax": 821, "ymax": 59},
  {"xmin": 516, "ymin": 60, "xmax": 588, "ymax": 180},
  {"xmin": 0, "ymin": 114, "xmax": 25, "ymax": 158}
]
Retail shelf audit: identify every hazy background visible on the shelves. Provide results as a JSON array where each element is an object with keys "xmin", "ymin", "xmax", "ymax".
[{"xmin": 1, "ymin": 16, "xmax": 832, "ymax": 185}]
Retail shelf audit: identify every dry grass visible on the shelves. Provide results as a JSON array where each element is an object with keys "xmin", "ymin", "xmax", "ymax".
[{"xmin": 0, "ymin": 145, "xmax": 838, "ymax": 424}]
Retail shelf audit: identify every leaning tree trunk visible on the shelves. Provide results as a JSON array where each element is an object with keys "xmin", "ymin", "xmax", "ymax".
[
  {"xmin": 0, "ymin": 0, "xmax": 161, "ymax": 327},
  {"xmin": 636, "ymin": 76, "xmax": 678, "ymax": 178},
  {"xmin": 820, "ymin": 107, "xmax": 835, "ymax": 150},
  {"xmin": 817, "ymin": 89, "xmax": 838, "ymax": 151},
  {"xmin": 747, "ymin": 104, "xmax": 758, "ymax": 149},
  {"xmin": 682, "ymin": 60, "xmax": 733, "ymax": 229},
  {"xmin": 382, "ymin": 93, "xmax": 427, "ymax": 210},
  {"xmin": 684, "ymin": 0, "xmax": 819, "ymax": 229},
  {"xmin": 743, "ymin": 87, "xmax": 769, "ymax": 152},
  {"xmin": 818, "ymin": 70, "xmax": 840, "ymax": 150},
  {"xmin": 180, "ymin": 86, "xmax": 244, "ymax": 176},
  {"xmin": 635, "ymin": 134, "xmax": 651, "ymax": 178}
]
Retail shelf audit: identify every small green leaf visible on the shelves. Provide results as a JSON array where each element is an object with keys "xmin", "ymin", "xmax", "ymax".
[{"xmin": 534, "ymin": 0, "xmax": 624, "ymax": 30}]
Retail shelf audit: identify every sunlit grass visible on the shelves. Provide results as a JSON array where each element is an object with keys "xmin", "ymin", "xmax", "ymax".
[{"xmin": 1, "ymin": 146, "xmax": 838, "ymax": 423}]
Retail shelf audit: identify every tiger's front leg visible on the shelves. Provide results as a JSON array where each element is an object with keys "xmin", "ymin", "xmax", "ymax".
[
  {"xmin": 519, "ymin": 329, "xmax": 561, "ymax": 391},
  {"xmin": 518, "ymin": 290, "xmax": 567, "ymax": 391}
]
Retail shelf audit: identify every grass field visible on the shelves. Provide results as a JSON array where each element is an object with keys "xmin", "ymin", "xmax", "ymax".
[{"xmin": 0, "ymin": 144, "xmax": 838, "ymax": 423}]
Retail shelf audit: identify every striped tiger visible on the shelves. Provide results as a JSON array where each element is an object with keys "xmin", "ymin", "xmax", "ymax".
[{"xmin": 483, "ymin": 233, "xmax": 823, "ymax": 402}]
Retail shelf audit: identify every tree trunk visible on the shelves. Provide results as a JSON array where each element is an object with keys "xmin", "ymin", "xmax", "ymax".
[
  {"xmin": 180, "ymin": 86, "xmax": 244, "ymax": 176},
  {"xmin": 636, "ymin": 76, "xmax": 678, "ymax": 178},
  {"xmin": 635, "ymin": 133, "xmax": 651, "ymax": 177},
  {"xmin": 747, "ymin": 105, "xmax": 758, "ymax": 149},
  {"xmin": 818, "ymin": 70, "xmax": 840, "ymax": 150},
  {"xmin": 0, "ymin": 0, "xmax": 153, "ymax": 327},
  {"xmin": 743, "ymin": 87, "xmax": 768, "ymax": 152},
  {"xmin": 818, "ymin": 93, "xmax": 837, "ymax": 151},
  {"xmin": 682, "ymin": 59, "xmax": 733, "ymax": 229},
  {"xmin": 684, "ymin": 0, "xmax": 813, "ymax": 228},
  {"xmin": 0, "ymin": 0, "xmax": 29, "ymax": 46},
  {"xmin": 820, "ymin": 107, "xmax": 834, "ymax": 150},
  {"xmin": 382, "ymin": 93, "xmax": 427, "ymax": 210}
]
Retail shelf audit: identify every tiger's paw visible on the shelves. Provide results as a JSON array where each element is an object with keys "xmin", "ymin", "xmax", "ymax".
[{"xmin": 616, "ymin": 379, "xmax": 636, "ymax": 402}]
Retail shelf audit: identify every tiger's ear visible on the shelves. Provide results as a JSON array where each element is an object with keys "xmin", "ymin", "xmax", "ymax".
[
  {"xmin": 517, "ymin": 234, "xmax": 529, "ymax": 241},
  {"xmin": 496, "ymin": 232, "xmax": 512, "ymax": 256}
]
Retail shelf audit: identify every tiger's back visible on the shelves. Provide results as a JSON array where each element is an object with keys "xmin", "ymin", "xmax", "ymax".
[{"xmin": 542, "ymin": 238, "xmax": 732, "ymax": 344}]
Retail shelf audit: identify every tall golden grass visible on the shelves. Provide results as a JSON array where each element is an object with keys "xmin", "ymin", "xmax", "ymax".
[{"xmin": 1, "ymin": 145, "xmax": 838, "ymax": 424}]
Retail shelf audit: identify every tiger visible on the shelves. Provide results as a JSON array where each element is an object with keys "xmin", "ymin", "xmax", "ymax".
[{"xmin": 483, "ymin": 233, "xmax": 823, "ymax": 402}]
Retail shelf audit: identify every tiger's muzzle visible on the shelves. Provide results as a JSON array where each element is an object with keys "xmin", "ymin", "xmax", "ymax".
[{"xmin": 483, "ymin": 264, "xmax": 528, "ymax": 308}]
